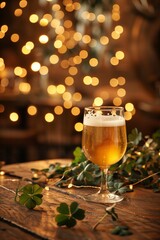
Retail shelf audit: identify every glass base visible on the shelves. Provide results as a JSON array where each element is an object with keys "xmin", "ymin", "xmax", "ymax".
[{"xmin": 84, "ymin": 192, "xmax": 124, "ymax": 204}]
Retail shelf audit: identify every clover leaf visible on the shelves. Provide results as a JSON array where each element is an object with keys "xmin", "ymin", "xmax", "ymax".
[
  {"xmin": 128, "ymin": 128, "xmax": 142, "ymax": 145},
  {"xmin": 111, "ymin": 225, "xmax": 133, "ymax": 236},
  {"xmin": 55, "ymin": 201, "xmax": 85, "ymax": 228},
  {"xmin": 72, "ymin": 147, "xmax": 87, "ymax": 166},
  {"xmin": 15, "ymin": 183, "xmax": 43, "ymax": 209}
]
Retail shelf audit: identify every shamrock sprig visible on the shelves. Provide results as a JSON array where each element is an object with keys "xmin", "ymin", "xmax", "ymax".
[
  {"xmin": 56, "ymin": 160, "xmax": 101, "ymax": 188},
  {"xmin": 31, "ymin": 163, "xmax": 69, "ymax": 183},
  {"xmin": 93, "ymin": 205, "xmax": 132, "ymax": 236},
  {"xmin": 115, "ymin": 128, "xmax": 160, "ymax": 191},
  {"xmin": 60, "ymin": 128, "xmax": 160, "ymax": 192},
  {"xmin": 111, "ymin": 225, "xmax": 132, "ymax": 236},
  {"xmin": 15, "ymin": 183, "xmax": 43, "ymax": 209},
  {"xmin": 55, "ymin": 201, "xmax": 85, "ymax": 228},
  {"xmin": 29, "ymin": 128, "xmax": 160, "ymax": 193}
]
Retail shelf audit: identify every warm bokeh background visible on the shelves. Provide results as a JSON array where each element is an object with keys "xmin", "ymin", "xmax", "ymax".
[{"xmin": 0, "ymin": 0, "xmax": 160, "ymax": 164}]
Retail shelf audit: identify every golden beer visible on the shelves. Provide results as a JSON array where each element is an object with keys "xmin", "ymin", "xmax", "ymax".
[{"xmin": 82, "ymin": 116, "xmax": 127, "ymax": 169}]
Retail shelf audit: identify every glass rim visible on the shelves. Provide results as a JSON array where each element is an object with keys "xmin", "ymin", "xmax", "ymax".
[{"xmin": 84, "ymin": 106, "xmax": 124, "ymax": 111}]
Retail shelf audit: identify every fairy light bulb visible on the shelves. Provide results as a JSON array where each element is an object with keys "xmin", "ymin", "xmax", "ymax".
[{"xmin": 129, "ymin": 185, "xmax": 133, "ymax": 190}]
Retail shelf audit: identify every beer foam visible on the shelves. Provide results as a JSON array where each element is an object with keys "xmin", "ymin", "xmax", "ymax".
[{"xmin": 83, "ymin": 114, "xmax": 125, "ymax": 126}]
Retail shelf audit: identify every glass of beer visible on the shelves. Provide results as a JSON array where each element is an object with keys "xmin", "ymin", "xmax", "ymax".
[{"xmin": 82, "ymin": 106, "xmax": 127, "ymax": 203}]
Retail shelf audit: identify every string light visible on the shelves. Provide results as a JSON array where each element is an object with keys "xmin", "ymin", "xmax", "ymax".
[
  {"xmin": 27, "ymin": 105, "xmax": 37, "ymax": 116},
  {"xmin": 0, "ymin": 170, "xmax": 5, "ymax": 176},
  {"xmin": 10, "ymin": 112, "xmax": 19, "ymax": 122},
  {"xmin": 19, "ymin": 82, "xmax": 31, "ymax": 94},
  {"xmin": 29, "ymin": 14, "xmax": 39, "ymax": 23},
  {"xmin": 11, "ymin": 33, "xmax": 19, "ymax": 42},
  {"xmin": 125, "ymin": 103, "xmax": 134, "ymax": 112},
  {"xmin": 45, "ymin": 113, "xmax": 54, "ymax": 123},
  {"xmin": 31, "ymin": 62, "xmax": 41, "ymax": 72},
  {"xmin": 124, "ymin": 111, "xmax": 132, "ymax": 121},
  {"xmin": 65, "ymin": 76, "xmax": 74, "ymax": 86},
  {"xmin": 129, "ymin": 185, "xmax": 133, "ymax": 190},
  {"xmin": 0, "ymin": 1, "xmax": 135, "ymax": 131},
  {"xmin": 110, "ymin": 78, "xmax": 118, "ymax": 87},
  {"xmin": 118, "ymin": 76, "xmax": 126, "ymax": 85},
  {"xmin": 0, "ymin": 2, "xmax": 6, "ymax": 9},
  {"xmin": 93, "ymin": 97, "xmax": 103, "ymax": 106},
  {"xmin": 54, "ymin": 106, "xmax": 63, "ymax": 115},
  {"xmin": 74, "ymin": 122, "xmax": 83, "ymax": 132},
  {"xmin": 47, "ymin": 85, "xmax": 57, "ymax": 95},
  {"xmin": 71, "ymin": 107, "xmax": 80, "ymax": 116},
  {"xmin": 113, "ymin": 97, "xmax": 122, "ymax": 106},
  {"xmin": 39, "ymin": 35, "xmax": 49, "ymax": 44},
  {"xmin": 19, "ymin": 0, "xmax": 28, "ymax": 8},
  {"xmin": 72, "ymin": 92, "xmax": 82, "ymax": 102}
]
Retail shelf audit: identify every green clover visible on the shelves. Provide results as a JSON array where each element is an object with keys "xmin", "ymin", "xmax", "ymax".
[
  {"xmin": 15, "ymin": 183, "xmax": 43, "ymax": 209},
  {"xmin": 55, "ymin": 201, "xmax": 85, "ymax": 228},
  {"xmin": 111, "ymin": 225, "xmax": 133, "ymax": 236}
]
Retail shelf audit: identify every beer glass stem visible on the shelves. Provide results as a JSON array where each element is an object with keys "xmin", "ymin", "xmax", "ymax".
[{"xmin": 99, "ymin": 168, "xmax": 109, "ymax": 194}]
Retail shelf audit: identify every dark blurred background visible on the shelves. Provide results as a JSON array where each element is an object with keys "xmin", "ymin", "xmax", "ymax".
[{"xmin": 0, "ymin": 0, "xmax": 160, "ymax": 164}]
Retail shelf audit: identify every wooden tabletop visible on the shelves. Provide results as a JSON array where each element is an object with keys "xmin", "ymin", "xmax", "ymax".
[{"xmin": 0, "ymin": 159, "xmax": 160, "ymax": 240}]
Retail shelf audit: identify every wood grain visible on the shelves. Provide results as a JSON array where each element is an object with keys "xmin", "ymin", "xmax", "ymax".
[{"xmin": 0, "ymin": 160, "xmax": 160, "ymax": 240}]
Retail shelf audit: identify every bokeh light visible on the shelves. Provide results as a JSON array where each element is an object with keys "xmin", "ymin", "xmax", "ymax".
[
  {"xmin": 10, "ymin": 112, "xmax": 19, "ymax": 122},
  {"xmin": 0, "ymin": 1, "xmax": 135, "ymax": 136}
]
